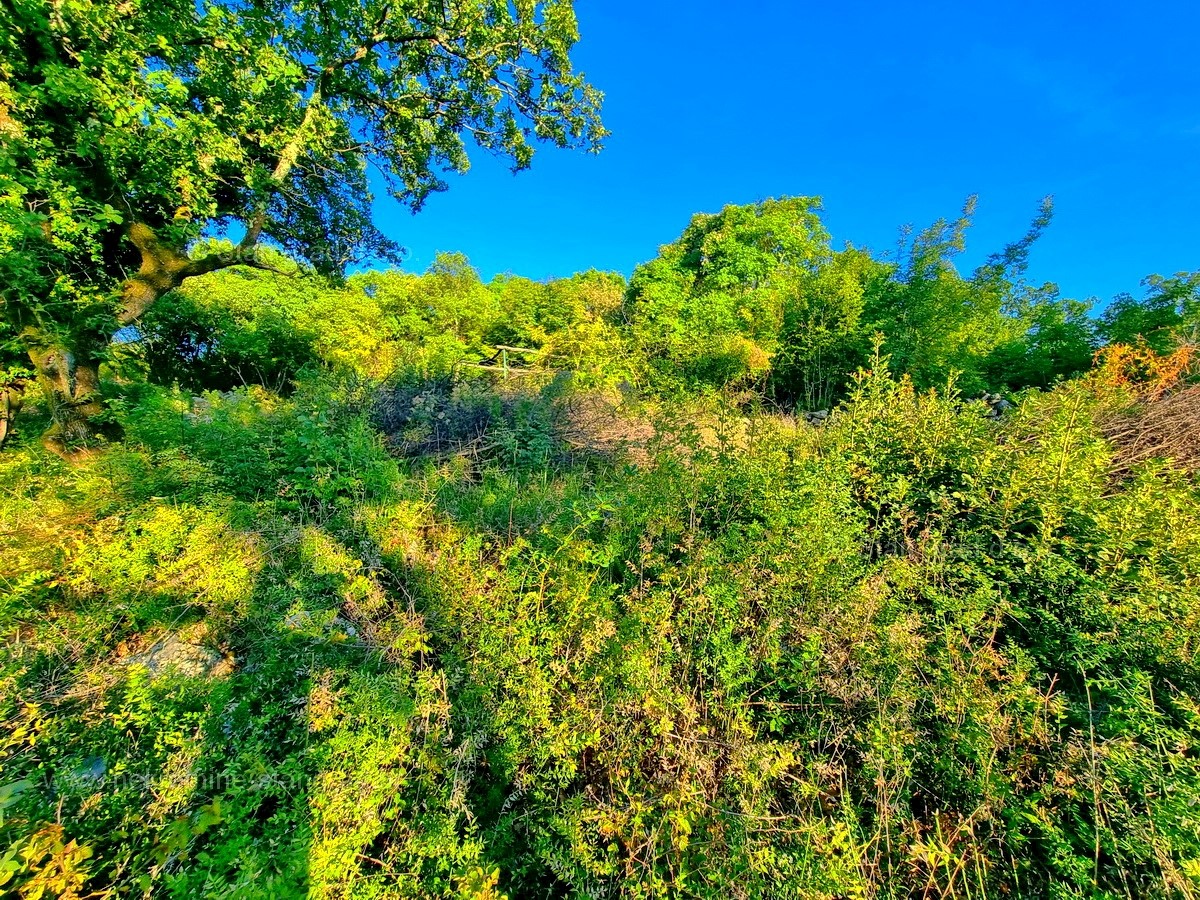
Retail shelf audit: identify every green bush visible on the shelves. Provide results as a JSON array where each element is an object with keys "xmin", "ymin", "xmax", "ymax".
[{"xmin": 4, "ymin": 209, "xmax": 1200, "ymax": 898}]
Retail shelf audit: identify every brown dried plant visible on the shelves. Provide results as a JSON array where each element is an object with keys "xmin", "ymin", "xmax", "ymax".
[{"xmin": 1093, "ymin": 343, "xmax": 1200, "ymax": 476}]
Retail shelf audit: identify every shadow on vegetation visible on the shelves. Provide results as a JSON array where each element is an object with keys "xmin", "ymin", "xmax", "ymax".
[{"xmin": 4, "ymin": 325, "xmax": 1200, "ymax": 899}]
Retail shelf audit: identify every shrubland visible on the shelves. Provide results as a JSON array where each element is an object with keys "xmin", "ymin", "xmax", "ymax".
[
  {"xmin": 9, "ymin": 1, "xmax": 1200, "ymax": 895},
  {"xmin": 2, "ymin": 196, "xmax": 1200, "ymax": 899}
]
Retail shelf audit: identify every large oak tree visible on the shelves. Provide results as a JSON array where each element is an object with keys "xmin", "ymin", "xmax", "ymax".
[{"xmin": 0, "ymin": 0, "xmax": 604, "ymax": 452}]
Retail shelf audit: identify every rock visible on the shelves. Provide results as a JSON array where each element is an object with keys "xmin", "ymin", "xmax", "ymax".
[
  {"xmin": 283, "ymin": 611, "xmax": 312, "ymax": 630},
  {"xmin": 187, "ymin": 396, "xmax": 213, "ymax": 423},
  {"xmin": 122, "ymin": 634, "xmax": 230, "ymax": 679},
  {"xmin": 71, "ymin": 756, "xmax": 106, "ymax": 785}
]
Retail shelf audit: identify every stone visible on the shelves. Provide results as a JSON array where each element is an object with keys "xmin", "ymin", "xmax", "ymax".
[
  {"xmin": 71, "ymin": 756, "xmax": 106, "ymax": 785},
  {"xmin": 187, "ymin": 396, "xmax": 213, "ymax": 423},
  {"xmin": 123, "ymin": 634, "xmax": 229, "ymax": 679}
]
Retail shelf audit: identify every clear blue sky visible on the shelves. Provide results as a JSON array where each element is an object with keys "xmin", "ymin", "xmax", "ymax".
[{"xmin": 373, "ymin": 0, "xmax": 1200, "ymax": 306}]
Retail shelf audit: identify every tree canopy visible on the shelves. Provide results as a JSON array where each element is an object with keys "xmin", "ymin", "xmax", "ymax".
[
  {"xmin": 620, "ymin": 194, "xmax": 1105, "ymax": 404},
  {"xmin": 0, "ymin": 0, "xmax": 604, "ymax": 450}
]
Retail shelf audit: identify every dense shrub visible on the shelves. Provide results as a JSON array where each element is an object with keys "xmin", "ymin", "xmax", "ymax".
[
  {"xmin": 4, "ymin": 351, "xmax": 1200, "ymax": 898},
  {"xmin": 4, "ymin": 196, "xmax": 1200, "ymax": 899}
]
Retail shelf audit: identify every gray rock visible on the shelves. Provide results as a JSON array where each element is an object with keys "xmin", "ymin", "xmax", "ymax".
[
  {"xmin": 71, "ymin": 756, "xmax": 106, "ymax": 785},
  {"xmin": 187, "ymin": 396, "xmax": 213, "ymax": 423},
  {"xmin": 978, "ymin": 393, "xmax": 1014, "ymax": 418},
  {"xmin": 123, "ymin": 634, "xmax": 228, "ymax": 679},
  {"xmin": 283, "ymin": 610, "xmax": 313, "ymax": 630}
]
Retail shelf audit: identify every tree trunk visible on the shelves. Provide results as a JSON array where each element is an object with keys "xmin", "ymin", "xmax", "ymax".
[
  {"xmin": 24, "ymin": 330, "xmax": 115, "ymax": 458},
  {"xmin": 0, "ymin": 382, "xmax": 24, "ymax": 451},
  {"xmin": 15, "ymin": 221, "xmax": 265, "ymax": 459}
]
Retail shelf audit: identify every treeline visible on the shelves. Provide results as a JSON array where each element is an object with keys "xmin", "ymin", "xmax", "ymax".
[
  {"xmin": 135, "ymin": 252, "xmax": 628, "ymax": 393},
  {"xmin": 127, "ymin": 197, "xmax": 1199, "ymax": 410}
]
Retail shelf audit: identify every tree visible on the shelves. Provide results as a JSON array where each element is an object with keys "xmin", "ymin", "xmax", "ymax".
[
  {"xmin": 981, "ymin": 288, "xmax": 1097, "ymax": 391},
  {"xmin": 860, "ymin": 196, "xmax": 1057, "ymax": 394},
  {"xmin": 771, "ymin": 247, "xmax": 883, "ymax": 409},
  {"xmin": 625, "ymin": 197, "xmax": 830, "ymax": 390},
  {"xmin": 1099, "ymin": 272, "xmax": 1200, "ymax": 353},
  {"xmin": 0, "ymin": 0, "xmax": 604, "ymax": 452}
]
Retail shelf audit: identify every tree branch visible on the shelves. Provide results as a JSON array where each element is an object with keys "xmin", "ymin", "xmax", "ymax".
[{"xmin": 117, "ymin": 222, "xmax": 290, "ymax": 326}]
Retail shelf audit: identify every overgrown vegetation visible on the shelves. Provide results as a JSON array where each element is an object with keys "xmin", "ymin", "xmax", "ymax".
[
  {"xmin": 0, "ymin": 0, "xmax": 603, "ymax": 451},
  {"xmin": 2, "ymin": 199, "xmax": 1200, "ymax": 898},
  {"xmin": 4, "ymin": 1, "xmax": 1200, "ymax": 895}
]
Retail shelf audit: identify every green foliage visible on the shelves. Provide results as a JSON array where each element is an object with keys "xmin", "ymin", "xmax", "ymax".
[
  {"xmin": 624, "ymin": 195, "xmax": 1098, "ymax": 406},
  {"xmin": 1, "ymin": 0, "xmax": 604, "ymax": 285},
  {"xmin": 135, "ymin": 253, "xmax": 632, "ymax": 395},
  {"xmin": 140, "ymin": 267, "xmax": 324, "ymax": 393},
  {"xmin": 0, "ymin": 0, "xmax": 605, "ymax": 446},
  {"xmin": 771, "ymin": 246, "xmax": 882, "ymax": 408},
  {"xmin": 982, "ymin": 289, "xmax": 1098, "ymax": 390},
  {"xmin": 3, "ymin": 134, "xmax": 1199, "ymax": 896},
  {"xmin": 625, "ymin": 197, "xmax": 829, "ymax": 391},
  {"xmin": 3, "ymin": 0, "xmax": 1197, "ymax": 892},
  {"xmin": 1100, "ymin": 272, "xmax": 1200, "ymax": 353},
  {"xmin": 850, "ymin": 196, "xmax": 1097, "ymax": 396},
  {"xmin": 4, "ymin": 345, "xmax": 1200, "ymax": 898}
]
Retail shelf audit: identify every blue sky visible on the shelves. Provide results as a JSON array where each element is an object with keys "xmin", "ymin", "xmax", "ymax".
[{"xmin": 373, "ymin": 0, "xmax": 1199, "ymax": 307}]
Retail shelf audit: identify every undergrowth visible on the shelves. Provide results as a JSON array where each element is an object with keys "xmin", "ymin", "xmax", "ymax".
[{"xmin": 2, "ymin": 362, "xmax": 1200, "ymax": 899}]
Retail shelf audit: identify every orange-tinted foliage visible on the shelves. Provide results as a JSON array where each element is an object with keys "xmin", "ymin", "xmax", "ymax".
[
  {"xmin": 1092, "ymin": 342, "xmax": 1197, "ymax": 401},
  {"xmin": 1093, "ymin": 342, "xmax": 1200, "ymax": 476}
]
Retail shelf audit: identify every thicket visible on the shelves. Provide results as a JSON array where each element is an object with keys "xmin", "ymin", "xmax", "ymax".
[
  {"xmin": 3, "ymin": 195, "xmax": 1200, "ymax": 899},
  {"xmin": 8, "ymin": 1, "xmax": 1197, "ymax": 894}
]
